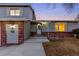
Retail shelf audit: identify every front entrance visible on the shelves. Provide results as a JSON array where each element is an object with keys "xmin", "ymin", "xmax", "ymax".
[
  {"xmin": 6, "ymin": 24, "xmax": 19, "ymax": 44},
  {"xmin": 37, "ymin": 24, "xmax": 42, "ymax": 35}
]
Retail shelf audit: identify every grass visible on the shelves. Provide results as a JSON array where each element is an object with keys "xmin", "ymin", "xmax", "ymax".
[{"xmin": 43, "ymin": 39, "xmax": 79, "ymax": 56}]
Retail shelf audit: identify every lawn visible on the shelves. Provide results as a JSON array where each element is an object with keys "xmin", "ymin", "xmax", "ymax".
[{"xmin": 43, "ymin": 39, "xmax": 79, "ymax": 56}]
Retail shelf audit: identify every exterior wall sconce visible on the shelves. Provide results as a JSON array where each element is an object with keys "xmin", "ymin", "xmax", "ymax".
[
  {"xmin": 10, "ymin": 25, "xmax": 16, "ymax": 29},
  {"xmin": 41, "ymin": 22, "xmax": 47, "ymax": 25},
  {"xmin": 41, "ymin": 22, "xmax": 48, "ymax": 29}
]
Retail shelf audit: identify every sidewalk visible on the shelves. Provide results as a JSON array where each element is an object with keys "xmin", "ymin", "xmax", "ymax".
[
  {"xmin": 26, "ymin": 36, "xmax": 49, "ymax": 43},
  {"xmin": 0, "ymin": 36, "xmax": 49, "ymax": 56},
  {"xmin": 0, "ymin": 43, "xmax": 45, "ymax": 56}
]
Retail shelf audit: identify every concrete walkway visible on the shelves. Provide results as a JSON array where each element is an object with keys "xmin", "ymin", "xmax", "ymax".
[
  {"xmin": 26, "ymin": 36, "xmax": 49, "ymax": 43},
  {"xmin": 0, "ymin": 36, "xmax": 48, "ymax": 56}
]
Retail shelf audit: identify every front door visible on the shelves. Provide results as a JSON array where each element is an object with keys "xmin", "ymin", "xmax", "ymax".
[
  {"xmin": 6, "ymin": 24, "xmax": 19, "ymax": 44},
  {"xmin": 37, "ymin": 24, "xmax": 42, "ymax": 35}
]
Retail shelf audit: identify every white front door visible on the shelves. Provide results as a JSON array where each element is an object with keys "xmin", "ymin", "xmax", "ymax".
[
  {"xmin": 6, "ymin": 24, "xmax": 19, "ymax": 44},
  {"xmin": 37, "ymin": 29, "xmax": 42, "ymax": 35},
  {"xmin": 37, "ymin": 24, "xmax": 42, "ymax": 35}
]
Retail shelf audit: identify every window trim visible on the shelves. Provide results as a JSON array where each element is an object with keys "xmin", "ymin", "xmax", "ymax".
[
  {"xmin": 7, "ymin": 7, "xmax": 23, "ymax": 16},
  {"xmin": 55, "ymin": 22, "xmax": 66, "ymax": 32}
]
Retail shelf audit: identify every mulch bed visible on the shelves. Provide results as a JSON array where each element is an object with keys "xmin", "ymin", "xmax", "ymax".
[{"xmin": 43, "ymin": 39, "xmax": 79, "ymax": 56}]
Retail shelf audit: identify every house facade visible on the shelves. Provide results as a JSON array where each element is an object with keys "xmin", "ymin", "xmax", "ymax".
[
  {"xmin": 0, "ymin": 3, "xmax": 36, "ymax": 46},
  {"xmin": 31, "ymin": 20, "xmax": 79, "ymax": 38},
  {"xmin": 0, "ymin": 3, "xmax": 79, "ymax": 46}
]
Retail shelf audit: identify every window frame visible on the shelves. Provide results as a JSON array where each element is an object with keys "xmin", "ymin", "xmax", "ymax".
[
  {"xmin": 8, "ymin": 7, "xmax": 23, "ymax": 16},
  {"xmin": 55, "ymin": 22, "xmax": 66, "ymax": 32}
]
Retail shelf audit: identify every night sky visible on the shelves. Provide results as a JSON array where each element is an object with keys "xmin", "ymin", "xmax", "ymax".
[{"xmin": 31, "ymin": 3, "xmax": 79, "ymax": 21}]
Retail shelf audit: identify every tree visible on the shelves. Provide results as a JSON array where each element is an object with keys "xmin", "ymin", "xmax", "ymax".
[
  {"xmin": 46, "ymin": 3, "xmax": 56, "ymax": 9},
  {"xmin": 62, "ymin": 3, "xmax": 76, "ymax": 13},
  {"xmin": 46, "ymin": 3, "xmax": 79, "ymax": 13}
]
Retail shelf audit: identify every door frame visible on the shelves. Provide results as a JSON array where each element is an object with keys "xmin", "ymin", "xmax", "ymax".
[
  {"xmin": 36, "ymin": 23, "xmax": 42, "ymax": 35},
  {"xmin": 6, "ymin": 24, "xmax": 19, "ymax": 44}
]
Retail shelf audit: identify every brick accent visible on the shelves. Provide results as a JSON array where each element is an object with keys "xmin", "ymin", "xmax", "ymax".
[
  {"xmin": 42, "ymin": 32, "xmax": 74, "ymax": 38},
  {"xmin": 18, "ymin": 22, "xmax": 24, "ymax": 44},
  {"xmin": 30, "ymin": 32, "xmax": 74, "ymax": 38},
  {"xmin": 1, "ymin": 22, "xmax": 6, "ymax": 46}
]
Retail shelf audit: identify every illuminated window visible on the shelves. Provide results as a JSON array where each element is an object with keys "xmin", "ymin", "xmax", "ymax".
[
  {"xmin": 55, "ymin": 23, "xmax": 59, "ymax": 32},
  {"xmin": 55, "ymin": 23, "xmax": 66, "ymax": 32},
  {"xmin": 9, "ymin": 8, "xmax": 21, "ymax": 16}
]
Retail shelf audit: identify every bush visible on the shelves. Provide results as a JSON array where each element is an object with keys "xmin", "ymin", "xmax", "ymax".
[
  {"xmin": 72, "ymin": 28, "xmax": 79, "ymax": 38},
  {"xmin": 72, "ymin": 28, "xmax": 79, "ymax": 34}
]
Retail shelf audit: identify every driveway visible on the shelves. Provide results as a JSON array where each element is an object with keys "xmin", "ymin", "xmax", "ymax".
[{"xmin": 0, "ymin": 36, "xmax": 49, "ymax": 56}]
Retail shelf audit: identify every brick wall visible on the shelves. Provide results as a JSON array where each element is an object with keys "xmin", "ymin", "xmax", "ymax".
[
  {"xmin": 1, "ymin": 22, "xmax": 6, "ymax": 46},
  {"xmin": 42, "ymin": 32, "xmax": 74, "ymax": 38},
  {"xmin": 18, "ymin": 22, "xmax": 24, "ymax": 44},
  {"xmin": 30, "ymin": 32, "xmax": 74, "ymax": 38}
]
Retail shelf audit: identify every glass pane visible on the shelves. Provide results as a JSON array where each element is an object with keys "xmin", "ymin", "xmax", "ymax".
[
  {"xmin": 59, "ymin": 23, "xmax": 65, "ymax": 32},
  {"xmin": 55, "ymin": 23, "xmax": 59, "ymax": 32},
  {"xmin": 10, "ymin": 10, "xmax": 15, "ymax": 16},
  {"xmin": 15, "ymin": 10, "xmax": 20, "ymax": 16},
  {"xmin": 10, "ymin": 9, "xmax": 21, "ymax": 16}
]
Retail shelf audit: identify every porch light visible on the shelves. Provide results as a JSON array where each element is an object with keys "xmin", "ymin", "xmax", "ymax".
[
  {"xmin": 9, "ymin": 24, "xmax": 16, "ymax": 33},
  {"xmin": 10, "ymin": 25, "xmax": 16, "ymax": 29},
  {"xmin": 41, "ymin": 22, "xmax": 48, "ymax": 29},
  {"xmin": 41, "ymin": 22, "xmax": 47, "ymax": 25}
]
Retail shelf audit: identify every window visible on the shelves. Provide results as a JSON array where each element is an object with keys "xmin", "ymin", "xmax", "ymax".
[
  {"xmin": 55, "ymin": 23, "xmax": 59, "ymax": 32},
  {"xmin": 9, "ymin": 8, "xmax": 21, "ymax": 16},
  {"xmin": 55, "ymin": 23, "xmax": 66, "ymax": 32}
]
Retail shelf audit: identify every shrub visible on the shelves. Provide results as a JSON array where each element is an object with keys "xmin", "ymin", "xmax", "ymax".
[{"xmin": 72, "ymin": 28, "xmax": 79, "ymax": 38}]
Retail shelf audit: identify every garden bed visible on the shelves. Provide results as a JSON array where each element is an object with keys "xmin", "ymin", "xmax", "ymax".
[{"xmin": 43, "ymin": 39, "xmax": 79, "ymax": 56}]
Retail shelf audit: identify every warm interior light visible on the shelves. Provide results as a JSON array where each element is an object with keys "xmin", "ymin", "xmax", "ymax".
[
  {"xmin": 10, "ymin": 10, "xmax": 21, "ymax": 16},
  {"xmin": 55, "ymin": 23, "xmax": 66, "ymax": 32}
]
